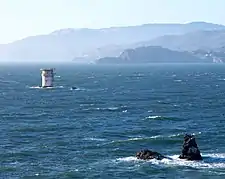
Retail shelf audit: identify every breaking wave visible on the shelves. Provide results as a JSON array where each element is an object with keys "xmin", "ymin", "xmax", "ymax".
[
  {"xmin": 109, "ymin": 132, "xmax": 202, "ymax": 144},
  {"xmin": 116, "ymin": 153, "xmax": 225, "ymax": 169}
]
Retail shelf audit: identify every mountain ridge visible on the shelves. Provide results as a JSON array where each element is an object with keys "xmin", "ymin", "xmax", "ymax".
[
  {"xmin": 133, "ymin": 30, "xmax": 225, "ymax": 51},
  {"xmin": 0, "ymin": 21, "xmax": 225, "ymax": 62}
]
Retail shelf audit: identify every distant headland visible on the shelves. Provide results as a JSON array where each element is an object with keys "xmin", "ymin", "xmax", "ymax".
[{"xmin": 0, "ymin": 22, "xmax": 225, "ymax": 63}]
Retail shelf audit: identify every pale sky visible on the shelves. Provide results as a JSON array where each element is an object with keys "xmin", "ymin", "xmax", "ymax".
[{"xmin": 0, "ymin": 0, "xmax": 224, "ymax": 44}]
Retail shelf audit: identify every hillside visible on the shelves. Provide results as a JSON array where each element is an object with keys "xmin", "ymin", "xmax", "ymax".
[
  {"xmin": 0, "ymin": 22, "xmax": 224, "ymax": 62},
  {"xmin": 96, "ymin": 46, "xmax": 211, "ymax": 64},
  {"xmin": 134, "ymin": 30, "xmax": 225, "ymax": 51},
  {"xmin": 190, "ymin": 48, "xmax": 225, "ymax": 63}
]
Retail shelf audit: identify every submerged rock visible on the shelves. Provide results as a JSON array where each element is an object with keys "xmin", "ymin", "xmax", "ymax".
[
  {"xmin": 71, "ymin": 86, "xmax": 77, "ymax": 90},
  {"xmin": 179, "ymin": 134, "xmax": 202, "ymax": 161},
  {"xmin": 136, "ymin": 149, "xmax": 165, "ymax": 160}
]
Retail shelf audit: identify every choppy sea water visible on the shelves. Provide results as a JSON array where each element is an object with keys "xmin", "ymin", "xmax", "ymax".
[{"xmin": 1, "ymin": 63, "xmax": 225, "ymax": 179}]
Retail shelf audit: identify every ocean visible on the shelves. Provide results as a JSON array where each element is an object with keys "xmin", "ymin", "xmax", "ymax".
[{"xmin": 1, "ymin": 63, "xmax": 225, "ymax": 179}]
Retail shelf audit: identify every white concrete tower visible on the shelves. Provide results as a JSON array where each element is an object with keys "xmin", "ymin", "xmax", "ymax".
[{"xmin": 40, "ymin": 68, "xmax": 54, "ymax": 88}]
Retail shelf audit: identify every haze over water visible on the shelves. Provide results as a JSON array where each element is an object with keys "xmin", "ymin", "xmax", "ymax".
[{"xmin": 1, "ymin": 64, "xmax": 225, "ymax": 178}]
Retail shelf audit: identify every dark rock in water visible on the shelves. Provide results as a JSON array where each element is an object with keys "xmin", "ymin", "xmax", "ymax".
[
  {"xmin": 71, "ymin": 87, "xmax": 77, "ymax": 90},
  {"xmin": 179, "ymin": 134, "xmax": 202, "ymax": 161},
  {"xmin": 136, "ymin": 149, "xmax": 165, "ymax": 160}
]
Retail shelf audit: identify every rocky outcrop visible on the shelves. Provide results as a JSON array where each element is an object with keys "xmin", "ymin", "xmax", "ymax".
[
  {"xmin": 136, "ymin": 149, "xmax": 165, "ymax": 160},
  {"xmin": 179, "ymin": 134, "xmax": 202, "ymax": 161},
  {"xmin": 136, "ymin": 134, "xmax": 202, "ymax": 161}
]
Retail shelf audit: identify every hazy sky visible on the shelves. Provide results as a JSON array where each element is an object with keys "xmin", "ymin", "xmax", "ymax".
[{"xmin": 0, "ymin": 0, "xmax": 224, "ymax": 43}]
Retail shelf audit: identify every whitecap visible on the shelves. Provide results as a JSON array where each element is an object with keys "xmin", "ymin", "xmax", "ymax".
[
  {"xmin": 116, "ymin": 156, "xmax": 138, "ymax": 162},
  {"xmin": 146, "ymin": 115, "xmax": 161, "ymax": 119},
  {"xmin": 116, "ymin": 132, "xmax": 202, "ymax": 143},
  {"xmin": 116, "ymin": 153, "xmax": 225, "ymax": 169},
  {"xmin": 174, "ymin": 79, "xmax": 182, "ymax": 82},
  {"xmin": 29, "ymin": 86, "xmax": 42, "ymax": 89},
  {"xmin": 108, "ymin": 107, "xmax": 119, "ymax": 110},
  {"xmin": 110, "ymin": 135, "xmax": 162, "ymax": 143},
  {"xmin": 84, "ymin": 137, "xmax": 106, "ymax": 142},
  {"xmin": 204, "ymin": 153, "xmax": 225, "ymax": 159},
  {"xmin": 79, "ymin": 104, "xmax": 95, "ymax": 107},
  {"xmin": 83, "ymin": 107, "xmax": 121, "ymax": 111}
]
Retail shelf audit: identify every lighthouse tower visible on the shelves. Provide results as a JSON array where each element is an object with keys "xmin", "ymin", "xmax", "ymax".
[{"xmin": 40, "ymin": 68, "xmax": 54, "ymax": 88}]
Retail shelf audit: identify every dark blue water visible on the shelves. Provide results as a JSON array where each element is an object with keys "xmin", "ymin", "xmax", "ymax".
[{"xmin": 1, "ymin": 63, "xmax": 225, "ymax": 179}]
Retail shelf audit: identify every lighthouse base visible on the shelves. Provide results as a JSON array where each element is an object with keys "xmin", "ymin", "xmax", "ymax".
[{"xmin": 40, "ymin": 85, "xmax": 53, "ymax": 88}]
